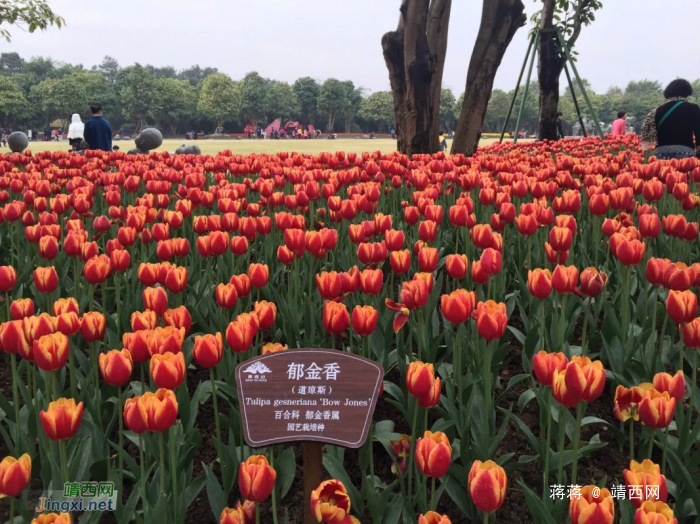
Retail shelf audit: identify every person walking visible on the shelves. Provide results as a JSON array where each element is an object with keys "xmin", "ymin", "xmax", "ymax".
[
  {"xmin": 611, "ymin": 111, "xmax": 627, "ymax": 136},
  {"xmin": 83, "ymin": 104, "xmax": 113, "ymax": 152},
  {"xmin": 67, "ymin": 114, "xmax": 85, "ymax": 151},
  {"xmin": 557, "ymin": 112, "xmax": 566, "ymax": 139},
  {"xmin": 27, "ymin": 129, "xmax": 32, "ymax": 141},
  {"xmin": 641, "ymin": 79, "xmax": 700, "ymax": 159}
]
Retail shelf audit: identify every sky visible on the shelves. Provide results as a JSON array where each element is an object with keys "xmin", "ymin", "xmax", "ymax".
[{"xmin": 4, "ymin": 0, "xmax": 700, "ymax": 95}]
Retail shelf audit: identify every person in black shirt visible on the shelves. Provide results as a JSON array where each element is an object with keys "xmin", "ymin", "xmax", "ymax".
[
  {"xmin": 641, "ymin": 79, "xmax": 700, "ymax": 159},
  {"xmin": 557, "ymin": 112, "xmax": 565, "ymax": 140}
]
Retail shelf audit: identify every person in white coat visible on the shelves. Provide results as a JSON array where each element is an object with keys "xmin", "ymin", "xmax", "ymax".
[{"xmin": 67, "ymin": 114, "xmax": 85, "ymax": 151}]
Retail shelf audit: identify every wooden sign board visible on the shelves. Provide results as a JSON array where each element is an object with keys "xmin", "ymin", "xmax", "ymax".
[{"xmin": 235, "ymin": 349, "xmax": 384, "ymax": 448}]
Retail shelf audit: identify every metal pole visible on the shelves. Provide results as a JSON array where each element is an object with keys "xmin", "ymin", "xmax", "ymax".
[
  {"xmin": 564, "ymin": 62, "xmax": 587, "ymax": 137},
  {"xmin": 513, "ymin": 29, "xmax": 540, "ymax": 144},
  {"xmin": 500, "ymin": 33, "xmax": 536, "ymax": 143},
  {"xmin": 556, "ymin": 29, "xmax": 604, "ymax": 139}
]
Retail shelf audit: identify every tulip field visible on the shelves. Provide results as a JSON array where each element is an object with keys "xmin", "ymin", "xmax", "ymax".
[{"xmin": 0, "ymin": 135, "xmax": 699, "ymax": 524}]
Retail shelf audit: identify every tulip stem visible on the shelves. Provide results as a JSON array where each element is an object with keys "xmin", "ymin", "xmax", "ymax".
[
  {"xmin": 559, "ymin": 294, "xmax": 567, "ymax": 352},
  {"xmin": 9, "ymin": 497, "xmax": 15, "ymax": 523},
  {"xmin": 210, "ymin": 368, "xmax": 223, "ymax": 468},
  {"xmin": 581, "ymin": 300, "xmax": 590, "ymax": 356},
  {"xmin": 158, "ymin": 432, "xmax": 166, "ymax": 497},
  {"xmin": 430, "ymin": 477, "xmax": 436, "ymax": 510},
  {"xmin": 139, "ymin": 433, "xmax": 147, "ymax": 510},
  {"xmin": 483, "ymin": 340, "xmax": 494, "ymax": 447},
  {"xmin": 117, "ymin": 386, "xmax": 123, "ymax": 506},
  {"xmin": 629, "ymin": 421, "xmax": 635, "ymax": 461},
  {"xmin": 661, "ymin": 426, "xmax": 669, "ymax": 475},
  {"xmin": 59, "ymin": 439, "xmax": 69, "ymax": 483},
  {"xmin": 68, "ymin": 339, "xmax": 77, "ymax": 400},
  {"xmin": 542, "ymin": 389, "xmax": 552, "ymax": 502},
  {"xmin": 51, "ymin": 371, "xmax": 59, "ymax": 400},
  {"xmin": 571, "ymin": 402, "xmax": 584, "ymax": 486},
  {"xmin": 169, "ymin": 426, "xmax": 178, "ymax": 523},
  {"xmin": 407, "ymin": 400, "xmax": 419, "ymax": 508},
  {"xmin": 455, "ymin": 324, "xmax": 462, "ymax": 428},
  {"xmin": 10, "ymin": 353, "xmax": 20, "ymax": 455},
  {"xmin": 621, "ymin": 266, "xmax": 631, "ymax": 359},
  {"xmin": 539, "ymin": 301, "xmax": 545, "ymax": 352},
  {"xmin": 141, "ymin": 364, "xmax": 146, "ymax": 393},
  {"xmin": 482, "ymin": 511, "xmax": 489, "ymax": 524},
  {"xmin": 255, "ymin": 503, "xmax": 260, "ymax": 524},
  {"xmin": 556, "ymin": 405, "xmax": 566, "ymax": 484}
]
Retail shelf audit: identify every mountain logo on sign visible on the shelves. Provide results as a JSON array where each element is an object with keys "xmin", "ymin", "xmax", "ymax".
[{"xmin": 243, "ymin": 362, "xmax": 272, "ymax": 374}]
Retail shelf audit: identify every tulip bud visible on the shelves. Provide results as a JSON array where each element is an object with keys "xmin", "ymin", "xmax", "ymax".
[
  {"xmin": 418, "ymin": 512, "xmax": 452, "ymax": 524},
  {"xmin": 468, "ymin": 460, "xmax": 508, "ymax": 513},
  {"xmin": 40, "ymin": 398, "xmax": 84, "ymax": 441},
  {"xmin": 99, "ymin": 349, "xmax": 134, "ymax": 387},
  {"xmin": 579, "ymin": 267, "xmax": 607, "ymax": 297},
  {"xmin": 238, "ymin": 455, "xmax": 276, "ymax": 503},
  {"xmin": 219, "ymin": 507, "xmax": 246, "ymax": 524}
]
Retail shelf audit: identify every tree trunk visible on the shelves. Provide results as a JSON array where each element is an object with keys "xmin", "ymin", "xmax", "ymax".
[
  {"xmin": 382, "ymin": 0, "xmax": 451, "ymax": 157},
  {"xmin": 537, "ymin": 0, "xmax": 566, "ymax": 140},
  {"xmin": 451, "ymin": 0, "xmax": 525, "ymax": 156}
]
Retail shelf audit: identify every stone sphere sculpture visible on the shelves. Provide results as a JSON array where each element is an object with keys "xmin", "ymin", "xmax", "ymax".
[
  {"xmin": 134, "ymin": 128, "xmax": 163, "ymax": 151},
  {"xmin": 127, "ymin": 148, "xmax": 149, "ymax": 155},
  {"xmin": 7, "ymin": 132, "xmax": 29, "ymax": 153}
]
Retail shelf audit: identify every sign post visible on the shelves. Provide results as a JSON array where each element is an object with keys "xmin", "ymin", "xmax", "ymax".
[{"xmin": 236, "ymin": 349, "xmax": 383, "ymax": 523}]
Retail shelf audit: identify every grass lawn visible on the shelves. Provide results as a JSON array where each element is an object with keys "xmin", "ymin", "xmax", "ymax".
[{"xmin": 9, "ymin": 137, "xmax": 521, "ymax": 156}]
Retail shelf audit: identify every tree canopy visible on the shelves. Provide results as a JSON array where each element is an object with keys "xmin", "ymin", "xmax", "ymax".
[
  {"xmin": 0, "ymin": 0, "xmax": 64, "ymax": 42},
  {"xmin": 196, "ymin": 73, "xmax": 242, "ymax": 130}
]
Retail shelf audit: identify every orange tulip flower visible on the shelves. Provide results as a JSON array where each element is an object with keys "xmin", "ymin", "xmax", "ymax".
[
  {"xmin": 10, "ymin": 298, "xmax": 35, "ymax": 320},
  {"xmin": 390, "ymin": 249, "xmax": 411, "ymax": 274},
  {"xmin": 0, "ymin": 453, "xmax": 31, "ymax": 497},
  {"xmin": 162, "ymin": 306, "xmax": 192, "ymax": 334},
  {"xmin": 468, "ymin": 460, "xmax": 508, "ymax": 513},
  {"xmin": 311, "ymin": 479, "xmax": 351, "ymax": 524},
  {"xmin": 681, "ymin": 317, "xmax": 700, "ymax": 347},
  {"xmin": 634, "ymin": 501, "xmax": 677, "ymax": 524},
  {"xmin": 570, "ymin": 485, "xmax": 614, "ymax": 524},
  {"xmin": 527, "ymin": 269, "xmax": 553, "ymax": 299},
  {"xmin": 440, "ymin": 289, "xmax": 476, "ymax": 324},
  {"xmin": 150, "ymin": 351, "xmax": 186, "ymax": 390},
  {"xmin": 124, "ymin": 388, "xmax": 178, "ymax": 433},
  {"xmin": 40, "ymin": 398, "xmax": 84, "ymax": 441},
  {"xmin": 215, "ymin": 283, "xmax": 239, "ymax": 309},
  {"xmin": 552, "ymin": 265, "xmax": 579, "ymax": 295},
  {"xmin": 316, "ymin": 271, "xmax": 343, "ymax": 300},
  {"xmin": 131, "ymin": 310, "xmax": 158, "ymax": 331},
  {"xmin": 652, "ymin": 371, "xmax": 685, "ymax": 402},
  {"xmin": 261, "ymin": 342, "xmax": 288, "ymax": 354},
  {"xmin": 238, "ymin": 455, "xmax": 276, "ymax": 503},
  {"xmin": 418, "ymin": 512, "xmax": 452, "ymax": 524},
  {"xmin": 34, "ymin": 267, "xmax": 58, "ymax": 294},
  {"xmin": 219, "ymin": 507, "xmax": 246, "ymax": 524},
  {"xmin": 83, "ymin": 254, "xmax": 112, "ymax": 285},
  {"xmin": 564, "ymin": 356, "xmax": 605, "ymax": 403},
  {"xmin": 164, "ymin": 266, "xmax": 188, "ymax": 294},
  {"xmin": 359, "ymin": 268, "xmax": 383, "ymax": 296},
  {"xmin": 578, "ymin": 268, "xmax": 607, "ymax": 297},
  {"xmin": 226, "ymin": 313, "xmax": 259, "ymax": 353},
  {"xmin": 253, "ymin": 300, "xmax": 277, "ymax": 330},
  {"xmin": 53, "ymin": 298, "xmax": 79, "ymax": 316},
  {"xmin": 475, "ymin": 300, "xmax": 508, "ymax": 340},
  {"xmin": 665, "ymin": 290, "xmax": 697, "ymax": 324},
  {"xmin": 192, "ymin": 333, "xmax": 224, "ymax": 368},
  {"xmin": 415, "ymin": 431, "xmax": 452, "ymax": 478},
  {"xmin": 80, "ymin": 312, "xmax": 106, "ymax": 343},
  {"xmin": 98, "ymin": 349, "xmax": 134, "ymax": 387},
  {"xmin": 33, "ymin": 332, "xmax": 69, "ymax": 372},
  {"xmin": 0, "ymin": 266, "xmax": 17, "ymax": 292},
  {"xmin": 418, "ymin": 246, "xmax": 438, "ymax": 272},
  {"xmin": 638, "ymin": 389, "xmax": 676, "ymax": 429},
  {"xmin": 322, "ymin": 301, "xmax": 350, "ymax": 335},
  {"xmin": 613, "ymin": 384, "xmax": 652, "ymax": 423},
  {"xmin": 445, "ymin": 254, "xmax": 468, "ymax": 280},
  {"xmin": 624, "ymin": 459, "xmax": 668, "ymax": 508},
  {"xmin": 532, "ymin": 351, "xmax": 568, "ymax": 387},
  {"xmin": 351, "ymin": 305, "xmax": 378, "ymax": 336},
  {"xmin": 31, "ymin": 513, "xmax": 72, "ymax": 524}
]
